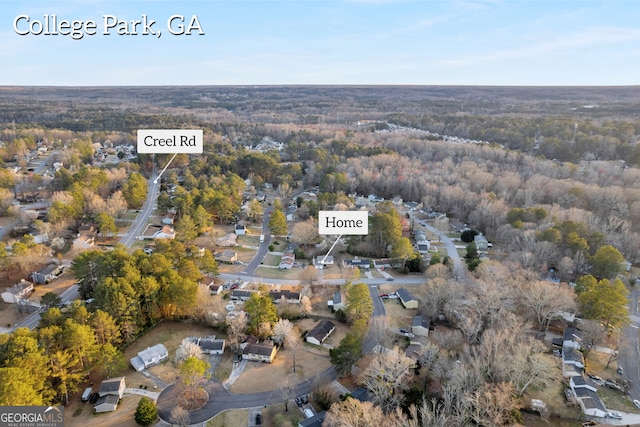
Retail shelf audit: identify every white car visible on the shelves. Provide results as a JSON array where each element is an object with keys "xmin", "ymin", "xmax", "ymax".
[
  {"xmin": 607, "ymin": 411, "xmax": 623, "ymax": 420},
  {"xmin": 634, "ymin": 399, "xmax": 640, "ymax": 410}
]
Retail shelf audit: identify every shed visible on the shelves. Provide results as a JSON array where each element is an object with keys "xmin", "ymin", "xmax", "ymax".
[{"xmin": 396, "ymin": 288, "xmax": 419, "ymax": 309}]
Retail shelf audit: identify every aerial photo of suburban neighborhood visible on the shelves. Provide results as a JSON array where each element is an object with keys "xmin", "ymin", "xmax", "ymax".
[{"xmin": 3, "ymin": 1, "xmax": 640, "ymax": 427}]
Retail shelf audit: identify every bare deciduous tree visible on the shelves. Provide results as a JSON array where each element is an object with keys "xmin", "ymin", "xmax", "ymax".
[
  {"xmin": 226, "ymin": 311, "xmax": 248, "ymax": 353},
  {"xmin": 360, "ymin": 346, "xmax": 415, "ymax": 413},
  {"xmin": 517, "ymin": 280, "xmax": 576, "ymax": 331},
  {"xmin": 175, "ymin": 338, "xmax": 203, "ymax": 364}
]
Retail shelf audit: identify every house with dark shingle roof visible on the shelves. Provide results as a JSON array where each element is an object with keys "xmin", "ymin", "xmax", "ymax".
[
  {"xmin": 306, "ymin": 320, "xmax": 335, "ymax": 346},
  {"xmin": 98, "ymin": 377, "xmax": 126, "ymax": 398},
  {"xmin": 396, "ymin": 288, "xmax": 419, "ymax": 309},
  {"xmin": 242, "ymin": 339, "xmax": 277, "ymax": 363}
]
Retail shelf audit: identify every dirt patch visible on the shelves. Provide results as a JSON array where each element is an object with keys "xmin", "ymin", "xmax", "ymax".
[
  {"xmin": 65, "ymin": 393, "xmax": 145, "ymax": 427},
  {"xmin": 381, "ymin": 299, "xmax": 417, "ymax": 328}
]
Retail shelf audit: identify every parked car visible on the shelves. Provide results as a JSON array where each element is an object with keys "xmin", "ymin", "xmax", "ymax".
[
  {"xmin": 607, "ymin": 411, "xmax": 623, "ymax": 419},
  {"xmin": 634, "ymin": 399, "xmax": 640, "ymax": 410},
  {"xmin": 379, "ymin": 293, "xmax": 389, "ymax": 298},
  {"xmin": 300, "ymin": 395, "xmax": 309, "ymax": 404},
  {"xmin": 605, "ymin": 380, "xmax": 623, "ymax": 391},
  {"xmin": 387, "ymin": 293, "xmax": 398, "ymax": 299},
  {"xmin": 295, "ymin": 397, "xmax": 303, "ymax": 407},
  {"xmin": 617, "ymin": 366, "xmax": 624, "ymax": 375},
  {"xmin": 256, "ymin": 413, "xmax": 262, "ymax": 425},
  {"xmin": 89, "ymin": 392, "xmax": 99, "ymax": 403}
]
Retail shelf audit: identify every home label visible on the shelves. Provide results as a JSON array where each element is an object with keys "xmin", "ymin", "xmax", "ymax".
[
  {"xmin": 137, "ymin": 129, "xmax": 203, "ymax": 154},
  {"xmin": 318, "ymin": 210, "xmax": 368, "ymax": 235}
]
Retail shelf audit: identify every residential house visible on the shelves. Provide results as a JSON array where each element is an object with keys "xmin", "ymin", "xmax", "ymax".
[
  {"xmin": 373, "ymin": 259, "xmax": 392, "ymax": 269},
  {"xmin": 32, "ymin": 264, "xmax": 62, "ymax": 284},
  {"xmin": 474, "ymin": 234, "xmax": 489, "ymax": 253},
  {"xmin": 94, "ymin": 395, "xmax": 119, "ymax": 413},
  {"xmin": 350, "ymin": 387, "xmax": 371, "ymax": 402},
  {"xmin": 270, "ymin": 289, "xmax": 301, "ymax": 304},
  {"xmin": 215, "ymin": 250, "xmax": 238, "ymax": 264},
  {"xmin": 570, "ymin": 376, "xmax": 607, "ymax": 418},
  {"xmin": 562, "ymin": 347, "xmax": 585, "ymax": 377},
  {"xmin": 405, "ymin": 343, "xmax": 423, "ymax": 361},
  {"xmin": 189, "ymin": 336, "xmax": 226, "ymax": 355},
  {"xmin": 298, "ymin": 411, "xmax": 326, "ymax": 427},
  {"xmin": 563, "ymin": 327, "xmax": 581, "ymax": 350},
  {"xmin": 242, "ymin": 339, "xmax": 278, "ymax": 363},
  {"xmin": 231, "ymin": 289, "xmax": 255, "ymax": 301},
  {"xmin": 162, "ymin": 213, "xmax": 176, "ymax": 225},
  {"xmin": 217, "ymin": 233, "xmax": 238, "ymax": 247},
  {"xmin": 396, "ymin": 288, "xmax": 419, "ymax": 309},
  {"xmin": 416, "ymin": 240, "xmax": 431, "ymax": 253},
  {"xmin": 130, "ymin": 343, "xmax": 169, "ymax": 372},
  {"xmin": 1, "ymin": 281, "xmax": 34, "ymax": 303},
  {"xmin": 73, "ymin": 224, "xmax": 96, "ymax": 250},
  {"xmin": 328, "ymin": 291, "xmax": 345, "ymax": 311},
  {"xmin": 411, "ymin": 315, "xmax": 430, "ymax": 337},
  {"xmin": 306, "ymin": 320, "xmax": 336, "ymax": 346},
  {"xmin": 235, "ymin": 224, "xmax": 246, "ymax": 235},
  {"xmin": 98, "ymin": 377, "xmax": 126, "ymax": 398},
  {"xmin": 345, "ymin": 258, "xmax": 371, "ymax": 269},
  {"xmin": 279, "ymin": 250, "xmax": 295, "ymax": 270},
  {"xmin": 313, "ymin": 255, "xmax": 334, "ymax": 269},
  {"xmin": 153, "ymin": 225, "xmax": 175, "ymax": 240}
]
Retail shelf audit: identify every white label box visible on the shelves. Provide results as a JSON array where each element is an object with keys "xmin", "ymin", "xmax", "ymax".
[
  {"xmin": 137, "ymin": 129, "xmax": 203, "ymax": 154},
  {"xmin": 318, "ymin": 210, "xmax": 368, "ymax": 235}
]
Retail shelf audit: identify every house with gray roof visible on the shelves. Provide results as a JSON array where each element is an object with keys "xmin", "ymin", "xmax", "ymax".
[
  {"xmin": 396, "ymin": 288, "xmax": 419, "ymax": 309},
  {"xmin": 94, "ymin": 394, "xmax": 119, "ymax": 413},
  {"xmin": 98, "ymin": 376, "xmax": 126, "ymax": 398},
  {"xmin": 306, "ymin": 320, "xmax": 335, "ymax": 346},
  {"xmin": 411, "ymin": 315, "xmax": 430, "ymax": 337},
  {"xmin": 1, "ymin": 281, "xmax": 33, "ymax": 303},
  {"xmin": 130, "ymin": 343, "xmax": 168, "ymax": 371}
]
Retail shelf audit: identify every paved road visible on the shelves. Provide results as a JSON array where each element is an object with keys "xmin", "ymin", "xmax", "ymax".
[
  {"xmin": 414, "ymin": 217, "xmax": 467, "ymax": 283},
  {"xmin": 619, "ymin": 287, "xmax": 640, "ymax": 400},
  {"xmin": 119, "ymin": 167, "xmax": 159, "ymax": 247},
  {"xmin": 242, "ymin": 209, "xmax": 272, "ymax": 276},
  {"xmin": 15, "ymin": 284, "xmax": 79, "ymax": 330}
]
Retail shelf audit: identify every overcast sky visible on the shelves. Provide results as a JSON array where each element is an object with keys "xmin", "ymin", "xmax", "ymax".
[{"xmin": 1, "ymin": 0, "xmax": 639, "ymax": 86}]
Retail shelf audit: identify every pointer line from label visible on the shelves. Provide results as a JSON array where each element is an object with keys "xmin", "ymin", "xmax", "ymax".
[
  {"xmin": 321, "ymin": 234, "xmax": 343, "ymax": 265},
  {"xmin": 153, "ymin": 152, "xmax": 178, "ymax": 184}
]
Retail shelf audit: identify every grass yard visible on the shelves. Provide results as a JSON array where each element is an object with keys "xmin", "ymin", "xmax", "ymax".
[
  {"xmin": 207, "ymin": 409, "xmax": 249, "ymax": 427},
  {"xmin": 66, "ymin": 393, "xmax": 145, "ymax": 427},
  {"xmin": 262, "ymin": 254, "xmax": 281, "ymax": 266},
  {"xmin": 254, "ymin": 267, "xmax": 304, "ymax": 280}
]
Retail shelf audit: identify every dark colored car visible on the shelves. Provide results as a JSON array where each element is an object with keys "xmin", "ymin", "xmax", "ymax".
[
  {"xmin": 300, "ymin": 395, "xmax": 309, "ymax": 404},
  {"xmin": 295, "ymin": 397, "xmax": 303, "ymax": 407},
  {"xmin": 256, "ymin": 413, "xmax": 262, "ymax": 425},
  {"xmin": 89, "ymin": 392, "xmax": 99, "ymax": 403}
]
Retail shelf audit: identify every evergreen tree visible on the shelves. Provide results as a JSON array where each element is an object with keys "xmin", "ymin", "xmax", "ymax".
[
  {"xmin": 135, "ymin": 396, "xmax": 158, "ymax": 425},
  {"xmin": 269, "ymin": 209, "xmax": 288, "ymax": 236}
]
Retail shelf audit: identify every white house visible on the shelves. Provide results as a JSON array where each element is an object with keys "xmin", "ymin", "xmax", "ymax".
[
  {"xmin": 1, "ymin": 281, "xmax": 34, "ymax": 303},
  {"xmin": 130, "ymin": 344, "xmax": 168, "ymax": 371},
  {"xmin": 235, "ymin": 224, "xmax": 246, "ymax": 235},
  {"xmin": 153, "ymin": 225, "xmax": 175, "ymax": 240},
  {"xmin": 98, "ymin": 376, "xmax": 126, "ymax": 398},
  {"xmin": 279, "ymin": 250, "xmax": 295, "ymax": 269},
  {"xmin": 306, "ymin": 320, "xmax": 335, "ymax": 346},
  {"xmin": 94, "ymin": 395, "xmax": 119, "ymax": 413},
  {"xmin": 328, "ymin": 291, "xmax": 345, "ymax": 311}
]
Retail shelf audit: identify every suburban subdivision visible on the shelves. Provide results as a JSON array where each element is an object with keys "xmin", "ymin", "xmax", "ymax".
[{"xmin": 1, "ymin": 86, "xmax": 640, "ymax": 427}]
